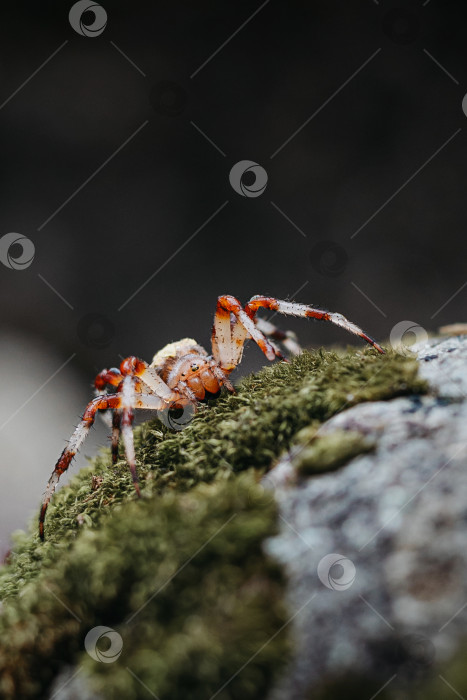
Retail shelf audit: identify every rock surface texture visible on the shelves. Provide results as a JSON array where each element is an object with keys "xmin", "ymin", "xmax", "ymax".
[{"xmin": 265, "ymin": 336, "xmax": 467, "ymax": 699}]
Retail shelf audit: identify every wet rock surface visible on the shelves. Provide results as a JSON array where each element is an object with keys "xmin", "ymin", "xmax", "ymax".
[{"xmin": 266, "ymin": 336, "xmax": 467, "ymax": 699}]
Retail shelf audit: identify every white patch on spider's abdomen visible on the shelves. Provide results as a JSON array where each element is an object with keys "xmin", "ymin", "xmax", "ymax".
[{"xmin": 151, "ymin": 338, "xmax": 206, "ymax": 368}]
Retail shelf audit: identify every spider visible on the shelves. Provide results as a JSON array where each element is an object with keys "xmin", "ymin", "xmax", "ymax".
[{"xmin": 39, "ymin": 294, "xmax": 384, "ymax": 539}]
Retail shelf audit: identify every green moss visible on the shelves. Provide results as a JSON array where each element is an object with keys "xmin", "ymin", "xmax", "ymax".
[
  {"xmin": 0, "ymin": 347, "xmax": 427, "ymax": 698},
  {"xmin": 0, "ymin": 474, "xmax": 287, "ymax": 699},
  {"xmin": 293, "ymin": 429, "xmax": 375, "ymax": 475}
]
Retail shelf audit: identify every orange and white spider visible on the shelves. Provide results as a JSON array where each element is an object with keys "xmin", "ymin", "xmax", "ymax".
[{"xmin": 39, "ymin": 294, "xmax": 384, "ymax": 539}]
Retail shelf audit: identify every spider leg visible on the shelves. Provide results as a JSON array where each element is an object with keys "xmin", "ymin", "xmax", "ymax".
[
  {"xmin": 118, "ymin": 359, "xmax": 181, "ymax": 494},
  {"xmin": 212, "ymin": 295, "xmax": 277, "ymax": 370},
  {"xmin": 94, "ymin": 367, "xmax": 123, "ymax": 391},
  {"xmin": 39, "ymin": 386, "xmax": 170, "ymax": 540},
  {"xmin": 245, "ymin": 295, "xmax": 385, "ymax": 354},
  {"xmin": 94, "ymin": 364, "xmax": 158, "ymax": 460},
  {"xmin": 211, "ymin": 294, "xmax": 383, "ymax": 370},
  {"xmin": 39, "ymin": 393, "xmax": 121, "ymax": 540},
  {"xmin": 255, "ymin": 317, "xmax": 302, "ymax": 356},
  {"xmin": 120, "ymin": 375, "xmax": 139, "ymax": 496},
  {"xmin": 176, "ymin": 380, "xmax": 199, "ymax": 403},
  {"xmin": 120, "ymin": 382, "xmax": 174, "ymax": 492},
  {"xmin": 109, "ymin": 356, "xmax": 177, "ymax": 472},
  {"xmin": 40, "ymin": 356, "xmax": 176, "ymax": 540},
  {"xmin": 115, "ymin": 357, "xmax": 181, "ymax": 499},
  {"xmin": 211, "ymin": 364, "xmax": 235, "ymax": 393},
  {"xmin": 111, "ymin": 409, "xmax": 122, "ymax": 464},
  {"xmin": 120, "ymin": 355, "xmax": 178, "ymax": 400},
  {"xmin": 94, "ymin": 367, "xmax": 123, "ymax": 427}
]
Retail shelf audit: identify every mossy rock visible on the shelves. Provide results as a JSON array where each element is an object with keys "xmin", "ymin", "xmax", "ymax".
[{"xmin": 0, "ymin": 348, "xmax": 426, "ymax": 698}]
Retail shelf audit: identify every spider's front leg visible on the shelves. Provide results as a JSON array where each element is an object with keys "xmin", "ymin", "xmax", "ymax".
[
  {"xmin": 244, "ymin": 295, "xmax": 385, "ymax": 354},
  {"xmin": 94, "ymin": 366, "xmax": 124, "ymax": 434},
  {"xmin": 211, "ymin": 294, "xmax": 384, "ymax": 372},
  {"xmin": 113, "ymin": 373, "xmax": 178, "ymax": 496},
  {"xmin": 39, "ymin": 356, "xmax": 178, "ymax": 540},
  {"xmin": 211, "ymin": 295, "xmax": 279, "ymax": 371},
  {"xmin": 119, "ymin": 374, "xmax": 140, "ymax": 497},
  {"xmin": 39, "ymin": 393, "xmax": 121, "ymax": 540},
  {"xmin": 96, "ymin": 357, "xmax": 179, "ymax": 464}
]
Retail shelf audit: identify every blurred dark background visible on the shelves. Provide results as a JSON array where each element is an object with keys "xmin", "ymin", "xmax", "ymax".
[{"xmin": 0, "ymin": 0, "xmax": 466, "ymax": 552}]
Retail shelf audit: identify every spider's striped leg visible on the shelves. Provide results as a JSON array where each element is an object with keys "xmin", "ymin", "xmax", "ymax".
[
  {"xmin": 120, "ymin": 377, "xmax": 172, "ymax": 494},
  {"xmin": 120, "ymin": 375, "xmax": 140, "ymax": 496},
  {"xmin": 212, "ymin": 295, "xmax": 277, "ymax": 371},
  {"xmin": 245, "ymin": 295, "xmax": 385, "ymax": 354},
  {"xmin": 120, "ymin": 356, "xmax": 177, "ymax": 400},
  {"xmin": 39, "ymin": 393, "xmax": 121, "ymax": 540},
  {"xmin": 254, "ymin": 317, "xmax": 302, "ymax": 359},
  {"xmin": 94, "ymin": 359, "xmax": 176, "ymax": 453},
  {"xmin": 110, "ymin": 355, "xmax": 176, "ymax": 469},
  {"xmin": 93, "ymin": 367, "xmax": 123, "ymax": 427},
  {"xmin": 111, "ymin": 409, "xmax": 122, "ymax": 464},
  {"xmin": 94, "ymin": 367, "xmax": 123, "ymax": 391},
  {"xmin": 116, "ymin": 357, "xmax": 178, "ymax": 494}
]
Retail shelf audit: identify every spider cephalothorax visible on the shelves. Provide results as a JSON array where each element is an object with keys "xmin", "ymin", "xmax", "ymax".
[{"xmin": 39, "ymin": 294, "xmax": 384, "ymax": 539}]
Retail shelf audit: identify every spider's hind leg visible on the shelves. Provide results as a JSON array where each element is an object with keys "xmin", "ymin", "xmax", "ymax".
[{"xmin": 255, "ymin": 317, "xmax": 302, "ymax": 357}]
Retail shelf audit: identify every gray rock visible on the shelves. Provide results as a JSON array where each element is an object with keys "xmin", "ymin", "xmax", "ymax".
[
  {"xmin": 415, "ymin": 335, "xmax": 467, "ymax": 399},
  {"xmin": 266, "ymin": 337, "xmax": 467, "ymax": 699}
]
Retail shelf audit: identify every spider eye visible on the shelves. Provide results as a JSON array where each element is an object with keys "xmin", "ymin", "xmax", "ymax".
[{"xmin": 191, "ymin": 364, "xmax": 199, "ymax": 372}]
